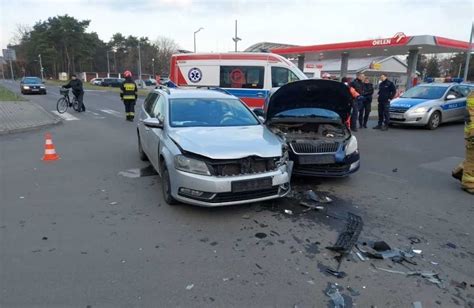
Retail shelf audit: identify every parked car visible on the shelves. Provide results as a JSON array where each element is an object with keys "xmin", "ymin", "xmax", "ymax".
[
  {"xmin": 158, "ymin": 76, "xmax": 170, "ymax": 85},
  {"xmin": 256, "ymin": 79, "xmax": 360, "ymax": 177},
  {"xmin": 101, "ymin": 78, "xmax": 123, "ymax": 87},
  {"xmin": 90, "ymin": 78, "xmax": 104, "ymax": 86},
  {"xmin": 137, "ymin": 87, "xmax": 291, "ymax": 206},
  {"xmin": 20, "ymin": 76, "xmax": 46, "ymax": 94},
  {"xmin": 144, "ymin": 78, "xmax": 157, "ymax": 86},
  {"xmin": 389, "ymin": 83, "xmax": 474, "ymax": 129}
]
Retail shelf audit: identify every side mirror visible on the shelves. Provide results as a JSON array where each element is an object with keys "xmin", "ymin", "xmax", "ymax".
[
  {"xmin": 253, "ymin": 108, "xmax": 265, "ymax": 117},
  {"xmin": 143, "ymin": 117, "xmax": 164, "ymax": 129},
  {"xmin": 446, "ymin": 94, "xmax": 456, "ymax": 100}
]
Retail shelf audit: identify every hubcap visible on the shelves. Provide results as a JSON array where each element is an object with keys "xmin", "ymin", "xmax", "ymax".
[{"xmin": 432, "ymin": 114, "xmax": 440, "ymax": 127}]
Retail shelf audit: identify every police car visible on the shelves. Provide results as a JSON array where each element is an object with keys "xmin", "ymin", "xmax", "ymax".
[{"xmin": 389, "ymin": 83, "xmax": 474, "ymax": 129}]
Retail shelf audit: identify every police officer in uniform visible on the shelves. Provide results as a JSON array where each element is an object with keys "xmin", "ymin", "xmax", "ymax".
[
  {"xmin": 373, "ymin": 74, "xmax": 396, "ymax": 131},
  {"xmin": 120, "ymin": 71, "xmax": 138, "ymax": 121},
  {"xmin": 452, "ymin": 91, "xmax": 474, "ymax": 194}
]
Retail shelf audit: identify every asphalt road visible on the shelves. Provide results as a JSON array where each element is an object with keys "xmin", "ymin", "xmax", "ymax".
[{"xmin": 1, "ymin": 80, "xmax": 473, "ymax": 307}]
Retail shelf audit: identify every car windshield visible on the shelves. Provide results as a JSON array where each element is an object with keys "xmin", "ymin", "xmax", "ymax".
[
  {"xmin": 401, "ymin": 86, "xmax": 446, "ymax": 99},
  {"xmin": 23, "ymin": 77, "xmax": 42, "ymax": 84},
  {"xmin": 169, "ymin": 98, "xmax": 259, "ymax": 127},
  {"xmin": 274, "ymin": 107, "xmax": 340, "ymax": 120}
]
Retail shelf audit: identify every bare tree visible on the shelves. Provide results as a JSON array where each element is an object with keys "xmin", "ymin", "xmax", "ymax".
[
  {"xmin": 10, "ymin": 24, "xmax": 31, "ymax": 45},
  {"xmin": 152, "ymin": 36, "xmax": 179, "ymax": 76}
]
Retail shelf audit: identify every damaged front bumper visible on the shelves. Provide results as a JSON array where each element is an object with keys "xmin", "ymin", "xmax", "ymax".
[
  {"xmin": 169, "ymin": 164, "xmax": 291, "ymax": 207},
  {"xmin": 292, "ymin": 151, "xmax": 360, "ymax": 177}
]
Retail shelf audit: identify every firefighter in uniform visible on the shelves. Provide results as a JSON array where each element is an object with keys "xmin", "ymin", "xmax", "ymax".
[
  {"xmin": 452, "ymin": 90, "xmax": 474, "ymax": 194},
  {"xmin": 120, "ymin": 71, "xmax": 138, "ymax": 121}
]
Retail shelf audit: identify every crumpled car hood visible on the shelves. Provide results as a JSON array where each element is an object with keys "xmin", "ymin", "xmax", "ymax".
[
  {"xmin": 266, "ymin": 79, "xmax": 352, "ymax": 123},
  {"xmin": 168, "ymin": 125, "xmax": 282, "ymax": 159}
]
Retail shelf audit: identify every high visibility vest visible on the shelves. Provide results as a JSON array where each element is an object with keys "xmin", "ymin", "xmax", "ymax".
[{"xmin": 122, "ymin": 82, "xmax": 137, "ymax": 100}]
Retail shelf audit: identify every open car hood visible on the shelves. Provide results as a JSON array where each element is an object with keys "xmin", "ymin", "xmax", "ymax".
[{"xmin": 266, "ymin": 79, "xmax": 352, "ymax": 123}]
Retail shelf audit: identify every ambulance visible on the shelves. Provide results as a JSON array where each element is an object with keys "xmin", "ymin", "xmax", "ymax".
[{"xmin": 169, "ymin": 52, "xmax": 307, "ymax": 108}]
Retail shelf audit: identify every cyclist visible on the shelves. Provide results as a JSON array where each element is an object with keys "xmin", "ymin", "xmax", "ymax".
[
  {"xmin": 120, "ymin": 71, "xmax": 138, "ymax": 121},
  {"xmin": 63, "ymin": 74, "xmax": 85, "ymax": 112}
]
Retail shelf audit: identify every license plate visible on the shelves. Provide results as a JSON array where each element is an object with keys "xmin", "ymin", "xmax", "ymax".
[
  {"xmin": 231, "ymin": 177, "xmax": 272, "ymax": 193},
  {"xmin": 390, "ymin": 113, "xmax": 404, "ymax": 119},
  {"xmin": 299, "ymin": 155, "xmax": 335, "ymax": 165},
  {"xmin": 32, "ymin": 89, "xmax": 39, "ymax": 91}
]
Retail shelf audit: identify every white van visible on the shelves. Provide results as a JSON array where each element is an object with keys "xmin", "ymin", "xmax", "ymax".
[{"xmin": 169, "ymin": 52, "xmax": 307, "ymax": 108}]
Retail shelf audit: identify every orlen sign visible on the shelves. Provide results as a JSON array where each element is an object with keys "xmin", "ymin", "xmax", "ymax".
[{"xmin": 372, "ymin": 32, "xmax": 408, "ymax": 46}]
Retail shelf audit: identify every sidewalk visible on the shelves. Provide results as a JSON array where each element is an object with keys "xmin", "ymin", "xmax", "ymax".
[{"xmin": 0, "ymin": 100, "xmax": 61, "ymax": 135}]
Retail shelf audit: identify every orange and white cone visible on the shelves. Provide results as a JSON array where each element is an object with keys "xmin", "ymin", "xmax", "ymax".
[{"xmin": 42, "ymin": 133, "xmax": 60, "ymax": 161}]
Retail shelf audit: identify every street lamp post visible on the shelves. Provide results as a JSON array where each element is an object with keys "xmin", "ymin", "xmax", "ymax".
[
  {"xmin": 232, "ymin": 20, "xmax": 242, "ymax": 52},
  {"xmin": 194, "ymin": 27, "xmax": 204, "ymax": 53},
  {"xmin": 152, "ymin": 58, "xmax": 155, "ymax": 79},
  {"xmin": 38, "ymin": 54, "xmax": 44, "ymax": 80},
  {"xmin": 463, "ymin": 22, "xmax": 473, "ymax": 81},
  {"xmin": 137, "ymin": 42, "xmax": 143, "ymax": 86},
  {"xmin": 106, "ymin": 51, "xmax": 111, "ymax": 77}
]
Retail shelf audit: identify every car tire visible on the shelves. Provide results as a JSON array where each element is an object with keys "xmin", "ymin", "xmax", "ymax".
[
  {"xmin": 427, "ymin": 111, "xmax": 441, "ymax": 130},
  {"xmin": 161, "ymin": 164, "xmax": 178, "ymax": 205},
  {"xmin": 137, "ymin": 132, "xmax": 148, "ymax": 161}
]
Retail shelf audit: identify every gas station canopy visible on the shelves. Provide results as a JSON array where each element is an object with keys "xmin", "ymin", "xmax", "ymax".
[
  {"xmin": 270, "ymin": 33, "xmax": 472, "ymax": 59},
  {"xmin": 268, "ymin": 33, "xmax": 472, "ymax": 88}
]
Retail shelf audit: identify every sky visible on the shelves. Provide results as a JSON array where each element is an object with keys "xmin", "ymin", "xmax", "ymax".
[{"xmin": 0, "ymin": 0, "xmax": 473, "ymax": 52}]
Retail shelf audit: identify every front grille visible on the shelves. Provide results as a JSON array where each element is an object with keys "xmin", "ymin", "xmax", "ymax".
[
  {"xmin": 294, "ymin": 163, "xmax": 350, "ymax": 175},
  {"xmin": 389, "ymin": 107, "xmax": 408, "ymax": 113},
  {"xmin": 290, "ymin": 142, "xmax": 339, "ymax": 154},
  {"xmin": 207, "ymin": 156, "xmax": 277, "ymax": 177},
  {"xmin": 211, "ymin": 187, "xmax": 279, "ymax": 203}
]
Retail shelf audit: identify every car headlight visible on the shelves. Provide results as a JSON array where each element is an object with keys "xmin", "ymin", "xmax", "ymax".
[
  {"xmin": 174, "ymin": 155, "xmax": 211, "ymax": 176},
  {"xmin": 411, "ymin": 107, "xmax": 428, "ymax": 113},
  {"xmin": 345, "ymin": 136, "xmax": 358, "ymax": 155},
  {"xmin": 40, "ymin": 86, "xmax": 45, "ymax": 89},
  {"xmin": 23, "ymin": 86, "xmax": 30, "ymax": 89}
]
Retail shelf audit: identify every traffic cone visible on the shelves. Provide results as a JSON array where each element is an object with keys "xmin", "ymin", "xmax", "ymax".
[{"xmin": 42, "ymin": 133, "xmax": 60, "ymax": 161}]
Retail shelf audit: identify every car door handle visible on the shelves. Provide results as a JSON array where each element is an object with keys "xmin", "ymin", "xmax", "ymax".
[{"xmin": 256, "ymin": 92, "xmax": 265, "ymax": 97}]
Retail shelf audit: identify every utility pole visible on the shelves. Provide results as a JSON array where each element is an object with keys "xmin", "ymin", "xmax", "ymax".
[
  {"xmin": 152, "ymin": 58, "xmax": 155, "ymax": 78},
  {"xmin": 137, "ymin": 41, "xmax": 143, "ymax": 84},
  {"xmin": 232, "ymin": 20, "xmax": 242, "ymax": 52},
  {"xmin": 38, "ymin": 54, "xmax": 44, "ymax": 80},
  {"xmin": 113, "ymin": 51, "xmax": 117, "ymax": 73},
  {"xmin": 194, "ymin": 27, "xmax": 203, "ymax": 53},
  {"xmin": 106, "ymin": 51, "xmax": 110, "ymax": 77},
  {"xmin": 9, "ymin": 59, "xmax": 14, "ymax": 80},
  {"xmin": 463, "ymin": 22, "xmax": 473, "ymax": 81}
]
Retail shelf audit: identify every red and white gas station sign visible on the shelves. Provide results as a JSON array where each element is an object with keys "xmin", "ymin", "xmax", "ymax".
[{"xmin": 372, "ymin": 32, "xmax": 408, "ymax": 46}]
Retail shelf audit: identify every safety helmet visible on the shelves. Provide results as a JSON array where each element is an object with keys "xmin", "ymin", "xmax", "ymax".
[{"xmin": 123, "ymin": 70, "xmax": 132, "ymax": 78}]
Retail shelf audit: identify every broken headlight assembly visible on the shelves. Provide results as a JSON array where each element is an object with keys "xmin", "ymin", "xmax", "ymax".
[
  {"xmin": 276, "ymin": 144, "xmax": 289, "ymax": 167},
  {"xmin": 174, "ymin": 155, "xmax": 211, "ymax": 176},
  {"xmin": 345, "ymin": 136, "xmax": 358, "ymax": 155}
]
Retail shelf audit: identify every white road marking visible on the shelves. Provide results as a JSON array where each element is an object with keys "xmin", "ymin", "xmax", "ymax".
[
  {"xmin": 100, "ymin": 109, "xmax": 123, "ymax": 118},
  {"xmin": 86, "ymin": 111, "xmax": 101, "ymax": 116},
  {"xmin": 51, "ymin": 111, "xmax": 79, "ymax": 121}
]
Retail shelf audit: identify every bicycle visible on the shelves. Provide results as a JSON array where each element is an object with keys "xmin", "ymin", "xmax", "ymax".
[{"xmin": 56, "ymin": 88, "xmax": 81, "ymax": 113}]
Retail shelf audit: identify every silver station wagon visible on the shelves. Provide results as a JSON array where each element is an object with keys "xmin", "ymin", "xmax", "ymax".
[{"xmin": 137, "ymin": 87, "xmax": 291, "ymax": 207}]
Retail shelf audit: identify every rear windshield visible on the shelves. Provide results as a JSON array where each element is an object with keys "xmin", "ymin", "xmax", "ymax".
[
  {"xmin": 401, "ymin": 86, "xmax": 447, "ymax": 99},
  {"xmin": 169, "ymin": 98, "xmax": 259, "ymax": 127},
  {"xmin": 23, "ymin": 77, "xmax": 42, "ymax": 84}
]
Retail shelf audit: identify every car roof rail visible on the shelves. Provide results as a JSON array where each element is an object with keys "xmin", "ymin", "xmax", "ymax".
[
  {"xmin": 196, "ymin": 86, "xmax": 232, "ymax": 96},
  {"xmin": 155, "ymin": 84, "xmax": 171, "ymax": 94}
]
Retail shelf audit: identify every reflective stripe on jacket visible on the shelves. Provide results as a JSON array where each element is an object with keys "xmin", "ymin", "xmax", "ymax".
[{"xmin": 120, "ymin": 79, "xmax": 137, "ymax": 101}]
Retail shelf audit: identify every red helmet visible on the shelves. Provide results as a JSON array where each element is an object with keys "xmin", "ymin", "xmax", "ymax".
[{"xmin": 123, "ymin": 70, "xmax": 132, "ymax": 78}]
